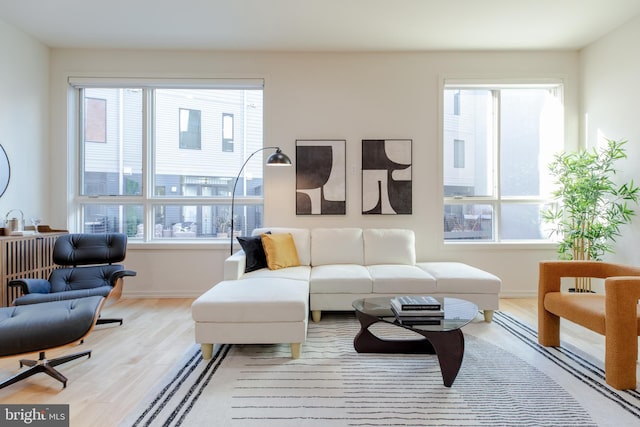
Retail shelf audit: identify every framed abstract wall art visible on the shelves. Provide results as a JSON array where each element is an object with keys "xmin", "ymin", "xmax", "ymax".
[
  {"xmin": 361, "ymin": 139, "xmax": 412, "ymax": 214},
  {"xmin": 296, "ymin": 139, "xmax": 346, "ymax": 215}
]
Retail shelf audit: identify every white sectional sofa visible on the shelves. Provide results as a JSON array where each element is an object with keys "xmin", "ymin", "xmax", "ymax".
[
  {"xmin": 223, "ymin": 227, "xmax": 501, "ymax": 322},
  {"xmin": 193, "ymin": 227, "xmax": 501, "ymax": 360}
]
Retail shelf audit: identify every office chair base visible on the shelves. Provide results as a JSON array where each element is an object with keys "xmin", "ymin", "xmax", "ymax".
[{"xmin": 0, "ymin": 350, "xmax": 91, "ymax": 389}]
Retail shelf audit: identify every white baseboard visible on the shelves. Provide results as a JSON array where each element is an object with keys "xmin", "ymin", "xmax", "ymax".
[{"xmin": 499, "ymin": 291, "xmax": 538, "ymax": 298}]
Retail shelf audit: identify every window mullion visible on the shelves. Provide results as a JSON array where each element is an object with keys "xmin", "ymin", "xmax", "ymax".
[
  {"xmin": 78, "ymin": 89, "xmax": 84, "ymax": 199},
  {"xmin": 493, "ymin": 89, "xmax": 501, "ymax": 242},
  {"xmin": 143, "ymin": 88, "xmax": 153, "ymax": 241}
]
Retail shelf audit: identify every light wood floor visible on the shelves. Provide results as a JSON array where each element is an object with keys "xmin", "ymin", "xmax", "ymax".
[{"xmin": 0, "ymin": 298, "xmax": 608, "ymax": 426}]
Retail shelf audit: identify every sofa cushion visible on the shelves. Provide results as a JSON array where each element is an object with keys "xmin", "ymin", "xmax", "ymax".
[
  {"xmin": 262, "ymin": 233, "xmax": 301, "ymax": 270},
  {"xmin": 309, "ymin": 264, "xmax": 372, "ymax": 293},
  {"xmin": 417, "ymin": 262, "xmax": 502, "ymax": 293},
  {"xmin": 236, "ymin": 233, "xmax": 269, "ymax": 273},
  {"xmin": 367, "ymin": 265, "xmax": 437, "ymax": 293},
  {"xmin": 252, "ymin": 227, "xmax": 311, "ymax": 266},
  {"xmin": 191, "ymin": 278, "xmax": 309, "ymax": 323},
  {"xmin": 364, "ymin": 228, "xmax": 416, "ymax": 265},
  {"xmin": 311, "ymin": 228, "xmax": 364, "ymax": 266}
]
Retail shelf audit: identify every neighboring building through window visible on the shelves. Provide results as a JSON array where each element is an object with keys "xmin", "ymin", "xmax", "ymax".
[
  {"xmin": 443, "ymin": 82, "xmax": 563, "ymax": 241},
  {"xmin": 179, "ymin": 108, "xmax": 202, "ymax": 149},
  {"xmin": 453, "ymin": 139, "xmax": 465, "ymax": 168},
  {"xmin": 84, "ymin": 97, "xmax": 106, "ymax": 143},
  {"xmin": 73, "ymin": 80, "xmax": 264, "ymax": 241},
  {"xmin": 222, "ymin": 113, "xmax": 234, "ymax": 152},
  {"xmin": 453, "ymin": 90, "xmax": 461, "ymax": 116}
]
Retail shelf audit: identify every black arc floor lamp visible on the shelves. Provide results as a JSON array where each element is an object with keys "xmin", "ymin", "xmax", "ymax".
[{"xmin": 230, "ymin": 147, "xmax": 291, "ymax": 254}]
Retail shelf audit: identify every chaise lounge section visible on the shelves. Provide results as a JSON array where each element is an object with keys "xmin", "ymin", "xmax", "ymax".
[{"xmin": 192, "ymin": 278, "xmax": 308, "ymax": 359}]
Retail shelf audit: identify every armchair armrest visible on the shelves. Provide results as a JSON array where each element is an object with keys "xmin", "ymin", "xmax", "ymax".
[
  {"xmin": 109, "ymin": 269, "xmax": 137, "ymax": 286},
  {"xmin": 224, "ymin": 251, "xmax": 247, "ymax": 280},
  {"xmin": 605, "ymin": 275, "xmax": 640, "ymax": 326},
  {"xmin": 605, "ymin": 276, "xmax": 640, "ymax": 384},
  {"xmin": 8, "ymin": 278, "xmax": 51, "ymax": 295}
]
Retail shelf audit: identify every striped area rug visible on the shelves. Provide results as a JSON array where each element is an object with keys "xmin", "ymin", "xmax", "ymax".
[{"xmin": 123, "ymin": 312, "xmax": 640, "ymax": 427}]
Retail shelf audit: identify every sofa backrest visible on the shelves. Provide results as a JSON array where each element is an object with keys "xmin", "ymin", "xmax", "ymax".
[
  {"xmin": 311, "ymin": 228, "xmax": 364, "ymax": 266},
  {"xmin": 249, "ymin": 227, "xmax": 416, "ymax": 267},
  {"xmin": 363, "ymin": 228, "xmax": 416, "ymax": 265},
  {"xmin": 251, "ymin": 227, "xmax": 311, "ymax": 266}
]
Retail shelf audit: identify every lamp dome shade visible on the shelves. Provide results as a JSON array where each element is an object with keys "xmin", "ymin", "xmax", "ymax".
[{"xmin": 266, "ymin": 148, "xmax": 292, "ymax": 165}]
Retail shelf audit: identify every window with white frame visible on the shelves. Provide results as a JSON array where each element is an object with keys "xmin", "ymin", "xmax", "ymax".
[
  {"xmin": 443, "ymin": 81, "xmax": 564, "ymax": 242},
  {"xmin": 71, "ymin": 78, "xmax": 264, "ymax": 241}
]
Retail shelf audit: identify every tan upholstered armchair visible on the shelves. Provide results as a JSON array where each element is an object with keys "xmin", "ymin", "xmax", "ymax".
[{"xmin": 538, "ymin": 260, "xmax": 640, "ymax": 390}]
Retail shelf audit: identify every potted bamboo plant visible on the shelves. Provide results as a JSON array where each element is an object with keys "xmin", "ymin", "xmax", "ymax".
[{"xmin": 542, "ymin": 139, "xmax": 640, "ymax": 291}]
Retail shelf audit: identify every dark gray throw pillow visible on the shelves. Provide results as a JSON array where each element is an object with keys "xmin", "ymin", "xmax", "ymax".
[{"xmin": 237, "ymin": 232, "xmax": 270, "ymax": 273}]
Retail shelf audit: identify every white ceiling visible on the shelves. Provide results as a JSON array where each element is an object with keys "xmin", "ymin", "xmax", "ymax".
[{"xmin": 1, "ymin": 0, "xmax": 640, "ymax": 52}]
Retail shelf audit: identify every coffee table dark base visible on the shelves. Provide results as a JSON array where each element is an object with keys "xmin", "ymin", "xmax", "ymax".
[{"xmin": 353, "ymin": 310, "xmax": 465, "ymax": 387}]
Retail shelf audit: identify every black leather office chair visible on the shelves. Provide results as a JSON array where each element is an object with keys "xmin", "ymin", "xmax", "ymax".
[{"xmin": 9, "ymin": 233, "xmax": 136, "ymax": 325}]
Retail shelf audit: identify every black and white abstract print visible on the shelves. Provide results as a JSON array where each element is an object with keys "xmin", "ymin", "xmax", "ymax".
[
  {"xmin": 296, "ymin": 139, "xmax": 346, "ymax": 215},
  {"xmin": 362, "ymin": 139, "xmax": 412, "ymax": 214}
]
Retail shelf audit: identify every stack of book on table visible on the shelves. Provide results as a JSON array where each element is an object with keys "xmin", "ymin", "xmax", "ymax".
[{"xmin": 391, "ymin": 295, "xmax": 444, "ymax": 325}]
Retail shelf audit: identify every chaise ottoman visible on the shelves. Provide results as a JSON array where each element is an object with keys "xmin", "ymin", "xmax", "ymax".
[{"xmin": 191, "ymin": 278, "xmax": 309, "ymax": 359}]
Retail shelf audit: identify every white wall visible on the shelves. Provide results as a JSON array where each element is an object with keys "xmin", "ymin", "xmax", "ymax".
[
  {"xmin": 48, "ymin": 49, "xmax": 579, "ymax": 299},
  {"xmin": 0, "ymin": 19, "xmax": 50, "ymax": 225},
  {"xmin": 580, "ymin": 15, "xmax": 640, "ymax": 268}
]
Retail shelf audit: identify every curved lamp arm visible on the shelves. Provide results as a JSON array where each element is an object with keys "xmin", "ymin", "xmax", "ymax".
[{"xmin": 230, "ymin": 146, "xmax": 291, "ymax": 255}]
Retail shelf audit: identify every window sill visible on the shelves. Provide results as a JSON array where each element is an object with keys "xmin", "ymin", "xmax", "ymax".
[
  {"xmin": 127, "ymin": 240, "xmax": 232, "ymax": 251},
  {"xmin": 443, "ymin": 240, "xmax": 558, "ymax": 251}
]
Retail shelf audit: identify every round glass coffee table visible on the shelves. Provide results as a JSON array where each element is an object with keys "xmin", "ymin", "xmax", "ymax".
[{"xmin": 352, "ymin": 296, "xmax": 478, "ymax": 387}]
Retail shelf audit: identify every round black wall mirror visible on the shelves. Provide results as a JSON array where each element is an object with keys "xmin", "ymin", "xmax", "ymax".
[{"xmin": 0, "ymin": 144, "xmax": 10, "ymax": 198}]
